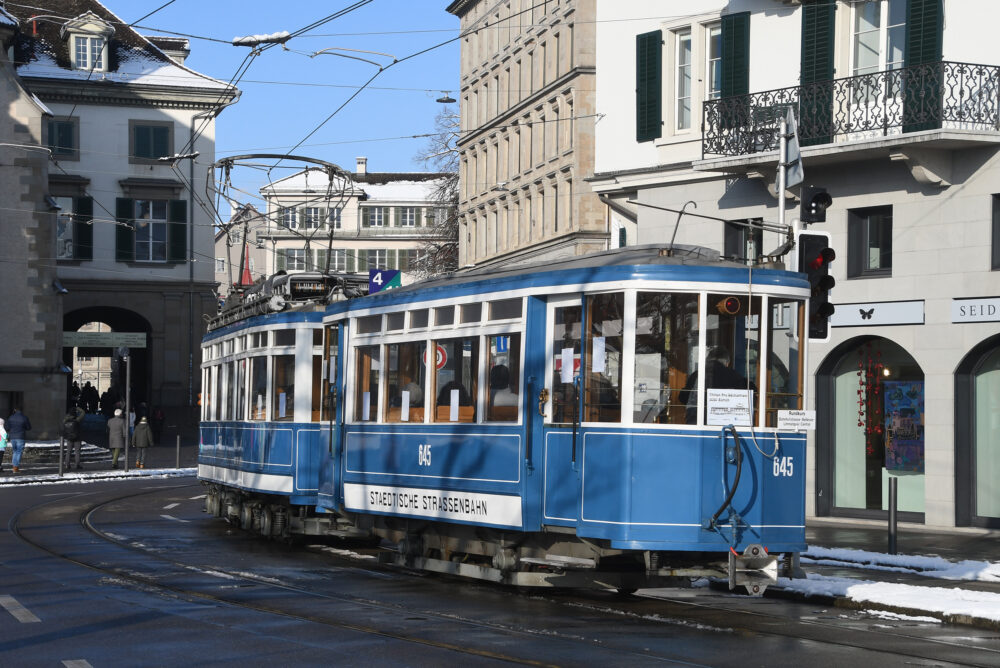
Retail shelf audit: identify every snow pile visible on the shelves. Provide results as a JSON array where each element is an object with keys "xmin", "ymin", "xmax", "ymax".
[{"xmin": 805, "ymin": 545, "xmax": 1000, "ymax": 582}]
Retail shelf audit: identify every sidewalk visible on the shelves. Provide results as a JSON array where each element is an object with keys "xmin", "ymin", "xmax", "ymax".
[{"xmin": 0, "ymin": 438, "xmax": 199, "ymax": 482}]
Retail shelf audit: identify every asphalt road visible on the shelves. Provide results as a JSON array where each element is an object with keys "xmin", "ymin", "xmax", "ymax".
[{"xmin": 1, "ymin": 477, "xmax": 997, "ymax": 667}]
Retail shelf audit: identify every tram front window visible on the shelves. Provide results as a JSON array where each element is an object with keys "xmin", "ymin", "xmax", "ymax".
[
  {"xmin": 634, "ymin": 292, "xmax": 700, "ymax": 424},
  {"xmin": 765, "ymin": 298, "xmax": 805, "ymax": 426},
  {"xmin": 584, "ymin": 293, "xmax": 624, "ymax": 423},
  {"xmin": 551, "ymin": 304, "xmax": 581, "ymax": 424}
]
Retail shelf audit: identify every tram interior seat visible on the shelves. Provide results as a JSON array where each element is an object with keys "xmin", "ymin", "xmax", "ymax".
[{"xmin": 435, "ymin": 405, "xmax": 475, "ymax": 422}]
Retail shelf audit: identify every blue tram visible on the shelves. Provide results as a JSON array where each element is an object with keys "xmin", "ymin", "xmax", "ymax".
[{"xmin": 200, "ymin": 246, "xmax": 811, "ymax": 593}]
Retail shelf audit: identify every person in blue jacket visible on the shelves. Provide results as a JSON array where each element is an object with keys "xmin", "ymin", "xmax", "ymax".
[{"xmin": 6, "ymin": 407, "xmax": 31, "ymax": 473}]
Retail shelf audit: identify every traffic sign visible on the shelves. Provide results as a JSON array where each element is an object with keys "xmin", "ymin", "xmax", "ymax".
[{"xmin": 369, "ymin": 269, "xmax": 401, "ymax": 294}]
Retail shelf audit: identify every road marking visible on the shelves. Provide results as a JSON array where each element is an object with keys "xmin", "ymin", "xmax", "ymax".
[
  {"xmin": 163, "ymin": 502, "xmax": 179, "ymax": 510},
  {"xmin": 160, "ymin": 514, "xmax": 189, "ymax": 523},
  {"xmin": 0, "ymin": 595, "xmax": 41, "ymax": 623},
  {"xmin": 62, "ymin": 661, "xmax": 93, "ymax": 668},
  {"xmin": 189, "ymin": 494, "xmax": 207, "ymax": 500}
]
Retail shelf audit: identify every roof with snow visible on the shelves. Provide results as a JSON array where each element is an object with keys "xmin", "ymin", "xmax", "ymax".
[
  {"xmin": 262, "ymin": 166, "xmax": 451, "ymax": 203},
  {"xmin": 7, "ymin": 0, "xmax": 233, "ymax": 91}
]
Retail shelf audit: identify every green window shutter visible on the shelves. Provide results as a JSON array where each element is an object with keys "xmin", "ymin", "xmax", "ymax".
[
  {"xmin": 74, "ymin": 196, "xmax": 93, "ymax": 260},
  {"xmin": 905, "ymin": 0, "xmax": 943, "ymax": 67},
  {"xmin": 357, "ymin": 250, "xmax": 368, "ymax": 272},
  {"xmin": 800, "ymin": 0, "xmax": 835, "ymax": 146},
  {"xmin": 635, "ymin": 30, "xmax": 662, "ymax": 143},
  {"xmin": 393, "ymin": 207, "xmax": 400, "ymax": 227},
  {"xmin": 276, "ymin": 249, "xmax": 286, "ymax": 272},
  {"xmin": 167, "ymin": 199, "xmax": 187, "ymax": 263},
  {"xmin": 115, "ymin": 197, "xmax": 135, "ymax": 262},
  {"xmin": 134, "ymin": 126, "xmax": 151, "ymax": 159},
  {"xmin": 316, "ymin": 249, "xmax": 327, "ymax": 272},
  {"xmin": 415, "ymin": 208, "xmax": 423, "ymax": 227},
  {"xmin": 361, "ymin": 207, "xmax": 370, "ymax": 228},
  {"xmin": 398, "ymin": 248, "xmax": 409, "ymax": 271},
  {"xmin": 153, "ymin": 126, "xmax": 170, "ymax": 158},
  {"xmin": 720, "ymin": 13, "xmax": 750, "ymax": 97},
  {"xmin": 389, "ymin": 249, "xmax": 398, "ymax": 270},
  {"xmin": 347, "ymin": 251, "xmax": 355, "ymax": 272}
]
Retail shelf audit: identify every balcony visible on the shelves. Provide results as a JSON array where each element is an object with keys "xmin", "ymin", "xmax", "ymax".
[{"xmin": 699, "ymin": 61, "xmax": 1000, "ymax": 182}]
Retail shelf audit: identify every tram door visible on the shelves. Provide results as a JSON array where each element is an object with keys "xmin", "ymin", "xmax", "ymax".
[
  {"xmin": 318, "ymin": 322, "xmax": 343, "ymax": 507},
  {"xmin": 537, "ymin": 298, "xmax": 584, "ymax": 526}
]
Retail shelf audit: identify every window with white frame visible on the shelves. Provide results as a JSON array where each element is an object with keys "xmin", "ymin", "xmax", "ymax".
[
  {"xmin": 330, "ymin": 248, "xmax": 347, "ymax": 271},
  {"xmin": 706, "ymin": 24, "xmax": 722, "ymax": 99},
  {"xmin": 215, "ymin": 257, "xmax": 225, "ymax": 273},
  {"xmin": 302, "ymin": 207, "xmax": 323, "ymax": 229},
  {"xmin": 852, "ymin": 0, "xmax": 905, "ymax": 77},
  {"xmin": 286, "ymin": 248, "xmax": 307, "ymax": 271},
  {"xmin": 328, "ymin": 207, "xmax": 342, "ymax": 228},
  {"xmin": 400, "ymin": 207, "xmax": 416, "ymax": 226},
  {"xmin": 675, "ymin": 29, "xmax": 692, "ymax": 130},
  {"xmin": 279, "ymin": 207, "xmax": 297, "ymax": 228},
  {"xmin": 134, "ymin": 200, "xmax": 168, "ymax": 262},
  {"xmin": 369, "ymin": 207, "xmax": 386, "ymax": 227},
  {"xmin": 73, "ymin": 35, "xmax": 106, "ymax": 71},
  {"xmin": 368, "ymin": 249, "xmax": 388, "ymax": 269}
]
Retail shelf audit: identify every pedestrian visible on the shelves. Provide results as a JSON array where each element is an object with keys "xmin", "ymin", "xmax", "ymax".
[
  {"xmin": 150, "ymin": 406, "xmax": 165, "ymax": 442},
  {"xmin": 62, "ymin": 403, "xmax": 86, "ymax": 470},
  {"xmin": 131, "ymin": 416, "xmax": 153, "ymax": 469},
  {"xmin": 107, "ymin": 408, "xmax": 127, "ymax": 469},
  {"xmin": 0, "ymin": 417, "xmax": 7, "ymax": 473},
  {"xmin": 7, "ymin": 407, "xmax": 31, "ymax": 474}
]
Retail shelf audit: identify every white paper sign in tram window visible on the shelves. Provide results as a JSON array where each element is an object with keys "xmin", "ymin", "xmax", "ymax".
[
  {"xmin": 778, "ymin": 409, "xmax": 816, "ymax": 431},
  {"xmin": 592, "ymin": 336, "xmax": 606, "ymax": 373},
  {"xmin": 560, "ymin": 347, "xmax": 574, "ymax": 383},
  {"xmin": 278, "ymin": 392, "xmax": 287, "ymax": 418},
  {"xmin": 706, "ymin": 389, "xmax": 754, "ymax": 427},
  {"xmin": 256, "ymin": 394, "xmax": 264, "ymax": 414},
  {"xmin": 401, "ymin": 390, "xmax": 410, "ymax": 422},
  {"xmin": 450, "ymin": 389, "xmax": 460, "ymax": 422},
  {"xmin": 362, "ymin": 392, "xmax": 371, "ymax": 421},
  {"xmin": 328, "ymin": 357, "xmax": 336, "ymax": 382}
]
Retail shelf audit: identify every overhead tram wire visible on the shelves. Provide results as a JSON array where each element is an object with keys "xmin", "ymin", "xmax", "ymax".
[{"xmin": 127, "ymin": 0, "xmax": 178, "ymax": 27}]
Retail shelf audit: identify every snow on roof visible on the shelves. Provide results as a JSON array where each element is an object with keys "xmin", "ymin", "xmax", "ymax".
[
  {"xmin": 263, "ymin": 167, "xmax": 450, "ymax": 203},
  {"xmin": 362, "ymin": 178, "xmax": 449, "ymax": 203},
  {"xmin": 0, "ymin": 7, "xmax": 18, "ymax": 27}
]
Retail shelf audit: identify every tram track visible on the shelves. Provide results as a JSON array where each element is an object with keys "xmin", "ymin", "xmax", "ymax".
[{"xmin": 8, "ymin": 481, "xmax": 999, "ymax": 667}]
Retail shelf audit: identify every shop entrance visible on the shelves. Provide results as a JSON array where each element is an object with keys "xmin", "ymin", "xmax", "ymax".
[
  {"xmin": 816, "ymin": 336, "xmax": 925, "ymax": 520},
  {"xmin": 955, "ymin": 334, "xmax": 1000, "ymax": 528}
]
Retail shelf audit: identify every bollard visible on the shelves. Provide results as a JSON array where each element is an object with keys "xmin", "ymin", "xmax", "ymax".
[
  {"xmin": 176, "ymin": 435, "xmax": 181, "ymax": 469},
  {"xmin": 58, "ymin": 436, "xmax": 65, "ymax": 477},
  {"xmin": 888, "ymin": 476, "xmax": 898, "ymax": 555}
]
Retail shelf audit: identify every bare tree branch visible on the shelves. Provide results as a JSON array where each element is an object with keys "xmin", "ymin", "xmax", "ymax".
[{"xmin": 411, "ymin": 105, "xmax": 460, "ymax": 277}]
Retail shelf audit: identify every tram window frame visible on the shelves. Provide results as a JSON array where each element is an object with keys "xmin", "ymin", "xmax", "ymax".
[
  {"xmin": 764, "ymin": 297, "xmax": 805, "ymax": 427},
  {"xmin": 460, "ymin": 303, "xmax": 482, "ymax": 324},
  {"xmin": 549, "ymin": 301, "xmax": 582, "ymax": 425},
  {"xmin": 235, "ymin": 357, "xmax": 247, "ymax": 421},
  {"xmin": 249, "ymin": 356, "xmax": 268, "ymax": 420},
  {"xmin": 633, "ymin": 291, "xmax": 701, "ymax": 425},
  {"xmin": 311, "ymin": 355, "xmax": 323, "ymax": 421},
  {"xmin": 224, "ymin": 361, "xmax": 236, "ymax": 420},
  {"xmin": 486, "ymin": 332, "xmax": 521, "ymax": 422},
  {"xmin": 584, "ymin": 293, "xmax": 625, "ymax": 424},
  {"xmin": 386, "ymin": 312, "xmax": 405, "ymax": 331},
  {"xmin": 409, "ymin": 309, "xmax": 429, "ymax": 329},
  {"xmin": 322, "ymin": 324, "xmax": 339, "ymax": 422},
  {"xmin": 272, "ymin": 354, "xmax": 295, "ymax": 421},
  {"xmin": 274, "ymin": 329, "xmax": 295, "ymax": 347},
  {"xmin": 435, "ymin": 306, "xmax": 455, "ymax": 327},
  {"xmin": 354, "ymin": 344, "xmax": 381, "ymax": 422},
  {"xmin": 432, "ymin": 335, "xmax": 478, "ymax": 423},
  {"xmin": 358, "ymin": 315, "xmax": 382, "ymax": 334},
  {"xmin": 489, "ymin": 298, "xmax": 523, "ymax": 320},
  {"xmin": 385, "ymin": 341, "xmax": 427, "ymax": 423}
]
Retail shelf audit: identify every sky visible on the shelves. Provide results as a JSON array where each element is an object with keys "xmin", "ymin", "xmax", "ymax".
[{"xmin": 103, "ymin": 0, "xmax": 460, "ymax": 215}]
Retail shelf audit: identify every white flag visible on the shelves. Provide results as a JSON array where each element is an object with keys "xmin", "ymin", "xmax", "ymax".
[{"xmin": 785, "ymin": 107, "xmax": 804, "ymax": 188}]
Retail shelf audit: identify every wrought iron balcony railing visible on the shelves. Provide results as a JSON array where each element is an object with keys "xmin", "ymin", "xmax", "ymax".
[{"xmin": 702, "ymin": 61, "xmax": 1000, "ymax": 158}]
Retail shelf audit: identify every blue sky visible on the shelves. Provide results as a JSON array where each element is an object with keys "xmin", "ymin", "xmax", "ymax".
[{"xmin": 110, "ymin": 1, "xmax": 460, "ymax": 204}]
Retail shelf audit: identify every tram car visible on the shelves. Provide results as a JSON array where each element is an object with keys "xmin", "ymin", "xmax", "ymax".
[{"xmin": 199, "ymin": 245, "xmax": 811, "ymax": 594}]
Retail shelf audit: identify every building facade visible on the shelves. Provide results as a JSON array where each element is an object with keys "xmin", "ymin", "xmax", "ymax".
[
  {"xmin": 9, "ymin": 0, "xmax": 239, "ymax": 423},
  {"xmin": 217, "ymin": 158, "xmax": 452, "ymax": 290},
  {"xmin": 590, "ymin": 0, "xmax": 1000, "ymax": 529},
  {"xmin": 446, "ymin": 0, "xmax": 606, "ymax": 268}
]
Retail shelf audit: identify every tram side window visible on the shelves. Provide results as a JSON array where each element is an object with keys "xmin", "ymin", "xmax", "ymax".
[
  {"xmin": 322, "ymin": 325, "xmax": 338, "ymax": 422},
  {"xmin": 272, "ymin": 355, "xmax": 295, "ymax": 421},
  {"xmin": 312, "ymin": 356, "xmax": 323, "ymax": 421},
  {"xmin": 584, "ymin": 293, "xmax": 624, "ymax": 423},
  {"xmin": 487, "ymin": 333, "xmax": 521, "ymax": 422},
  {"xmin": 355, "ymin": 345, "xmax": 381, "ymax": 422},
  {"xmin": 765, "ymin": 298, "xmax": 805, "ymax": 427},
  {"xmin": 202, "ymin": 367, "xmax": 212, "ymax": 421},
  {"xmin": 551, "ymin": 305, "xmax": 581, "ymax": 424},
  {"xmin": 634, "ymin": 292, "xmax": 700, "ymax": 424},
  {"xmin": 681, "ymin": 294, "xmax": 761, "ymax": 425},
  {"xmin": 434, "ymin": 336, "xmax": 478, "ymax": 423},
  {"xmin": 274, "ymin": 330, "xmax": 295, "ymax": 346},
  {"xmin": 386, "ymin": 341, "xmax": 427, "ymax": 423},
  {"xmin": 250, "ymin": 357, "xmax": 267, "ymax": 420},
  {"xmin": 224, "ymin": 362, "xmax": 235, "ymax": 420},
  {"xmin": 214, "ymin": 364, "xmax": 223, "ymax": 421},
  {"xmin": 236, "ymin": 358, "xmax": 247, "ymax": 420}
]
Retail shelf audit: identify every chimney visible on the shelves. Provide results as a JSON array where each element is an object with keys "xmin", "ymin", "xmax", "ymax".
[{"xmin": 356, "ymin": 157, "xmax": 367, "ymax": 175}]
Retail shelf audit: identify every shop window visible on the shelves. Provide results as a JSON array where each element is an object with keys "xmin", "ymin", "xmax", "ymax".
[
  {"xmin": 433, "ymin": 336, "xmax": 478, "ymax": 423},
  {"xmin": 272, "ymin": 355, "xmax": 295, "ymax": 421},
  {"xmin": 355, "ymin": 345, "xmax": 381, "ymax": 422},
  {"xmin": 633, "ymin": 292, "xmax": 699, "ymax": 424},
  {"xmin": 385, "ymin": 342, "xmax": 427, "ymax": 423},
  {"xmin": 487, "ymin": 333, "xmax": 521, "ymax": 422},
  {"xmin": 584, "ymin": 293, "xmax": 624, "ymax": 423},
  {"xmin": 848, "ymin": 206, "xmax": 893, "ymax": 277}
]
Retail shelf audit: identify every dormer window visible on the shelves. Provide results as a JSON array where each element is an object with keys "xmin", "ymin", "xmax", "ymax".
[{"xmin": 60, "ymin": 12, "xmax": 114, "ymax": 72}]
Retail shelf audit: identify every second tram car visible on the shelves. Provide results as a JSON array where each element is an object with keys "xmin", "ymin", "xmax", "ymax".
[{"xmin": 200, "ymin": 245, "xmax": 811, "ymax": 593}]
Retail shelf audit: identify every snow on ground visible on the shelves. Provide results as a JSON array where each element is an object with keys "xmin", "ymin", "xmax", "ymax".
[
  {"xmin": 804, "ymin": 545, "xmax": 1000, "ymax": 582},
  {"xmin": 0, "ymin": 468, "xmax": 196, "ymax": 487}
]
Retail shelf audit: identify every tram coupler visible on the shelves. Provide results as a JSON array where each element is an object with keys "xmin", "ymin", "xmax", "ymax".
[{"xmin": 728, "ymin": 543, "xmax": 777, "ymax": 596}]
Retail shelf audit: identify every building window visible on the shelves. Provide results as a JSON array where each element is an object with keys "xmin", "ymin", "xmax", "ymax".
[
  {"xmin": 993, "ymin": 195, "xmax": 1000, "ymax": 271},
  {"xmin": 848, "ymin": 206, "xmax": 893, "ymax": 277},
  {"xmin": 215, "ymin": 257, "xmax": 225, "ymax": 273},
  {"xmin": 707, "ymin": 24, "xmax": 722, "ymax": 99},
  {"xmin": 364, "ymin": 206, "xmax": 386, "ymax": 227},
  {"xmin": 400, "ymin": 207, "xmax": 416, "ymax": 227},
  {"xmin": 675, "ymin": 29, "xmax": 692, "ymax": 130},
  {"xmin": 133, "ymin": 200, "xmax": 168, "ymax": 262},
  {"xmin": 286, "ymin": 248, "xmax": 307, "ymax": 271},
  {"xmin": 129, "ymin": 121, "xmax": 173, "ymax": 162},
  {"xmin": 302, "ymin": 207, "xmax": 323, "ymax": 229},
  {"xmin": 368, "ymin": 249, "xmax": 388, "ymax": 269},
  {"xmin": 47, "ymin": 118, "xmax": 79, "ymax": 160},
  {"xmin": 73, "ymin": 35, "xmax": 106, "ymax": 71},
  {"xmin": 279, "ymin": 207, "xmax": 297, "ymax": 228},
  {"xmin": 852, "ymin": 0, "xmax": 905, "ymax": 77},
  {"xmin": 329, "ymin": 208, "xmax": 342, "ymax": 229},
  {"xmin": 330, "ymin": 248, "xmax": 347, "ymax": 272}
]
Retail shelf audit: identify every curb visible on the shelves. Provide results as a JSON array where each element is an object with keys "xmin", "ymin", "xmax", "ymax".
[{"xmin": 0, "ymin": 468, "xmax": 197, "ymax": 486}]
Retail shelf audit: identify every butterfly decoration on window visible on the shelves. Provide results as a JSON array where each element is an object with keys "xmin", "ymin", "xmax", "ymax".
[{"xmin": 859, "ymin": 308, "xmax": 874, "ymax": 320}]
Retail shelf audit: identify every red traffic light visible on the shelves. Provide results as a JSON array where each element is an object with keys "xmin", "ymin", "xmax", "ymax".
[{"xmin": 809, "ymin": 247, "xmax": 836, "ymax": 270}]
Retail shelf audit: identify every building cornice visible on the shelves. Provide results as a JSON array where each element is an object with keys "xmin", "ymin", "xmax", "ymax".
[{"xmin": 20, "ymin": 76, "xmax": 238, "ymax": 110}]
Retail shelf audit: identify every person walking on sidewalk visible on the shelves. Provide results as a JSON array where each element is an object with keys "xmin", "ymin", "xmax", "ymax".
[
  {"xmin": 7, "ymin": 407, "xmax": 31, "ymax": 473},
  {"xmin": 0, "ymin": 417, "xmax": 7, "ymax": 473},
  {"xmin": 107, "ymin": 408, "xmax": 127, "ymax": 469},
  {"xmin": 131, "ymin": 416, "xmax": 153, "ymax": 469},
  {"xmin": 62, "ymin": 403, "xmax": 86, "ymax": 470}
]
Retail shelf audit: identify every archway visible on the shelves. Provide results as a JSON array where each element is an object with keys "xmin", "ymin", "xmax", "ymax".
[
  {"xmin": 816, "ymin": 336, "xmax": 926, "ymax": 521},
  {"xmin": 955, "ymin": 333, "xmax": 1000, "ymax": 528}
]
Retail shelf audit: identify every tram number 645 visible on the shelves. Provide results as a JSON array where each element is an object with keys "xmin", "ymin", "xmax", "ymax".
[
  {"xmin": 772, "ymin": 456, "xmax": 794, "ymax": 477},
  {"xmin": 418, "ymin": 444, "xmax": 432, "ymax": 466}
]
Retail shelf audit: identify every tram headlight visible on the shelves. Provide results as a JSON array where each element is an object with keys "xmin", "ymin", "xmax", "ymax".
[{"xmin": 716, "ymin": 296, "xmax": 743, "ymax": 316}]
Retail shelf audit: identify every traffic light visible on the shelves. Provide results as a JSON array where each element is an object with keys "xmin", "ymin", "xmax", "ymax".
[
  {"xmin": 800, "ymin": 186, "xmax": 832, "ymax": 223},
  {"xmin": 716, "ymin": 296, "xmax": 743, "ymax": 315},
  {"xmin": 798, "ymin": 232, "xmax": 836, "ymax": 339}
]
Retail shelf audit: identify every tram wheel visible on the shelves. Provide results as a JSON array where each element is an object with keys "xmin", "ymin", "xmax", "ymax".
[
  {"xmin": 259, "ymin": 507, "xmax": 273, "ymax": 538},
  {"xmin": 239, "ymin": 502, "xmax": 254, "ymax": 531}
]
